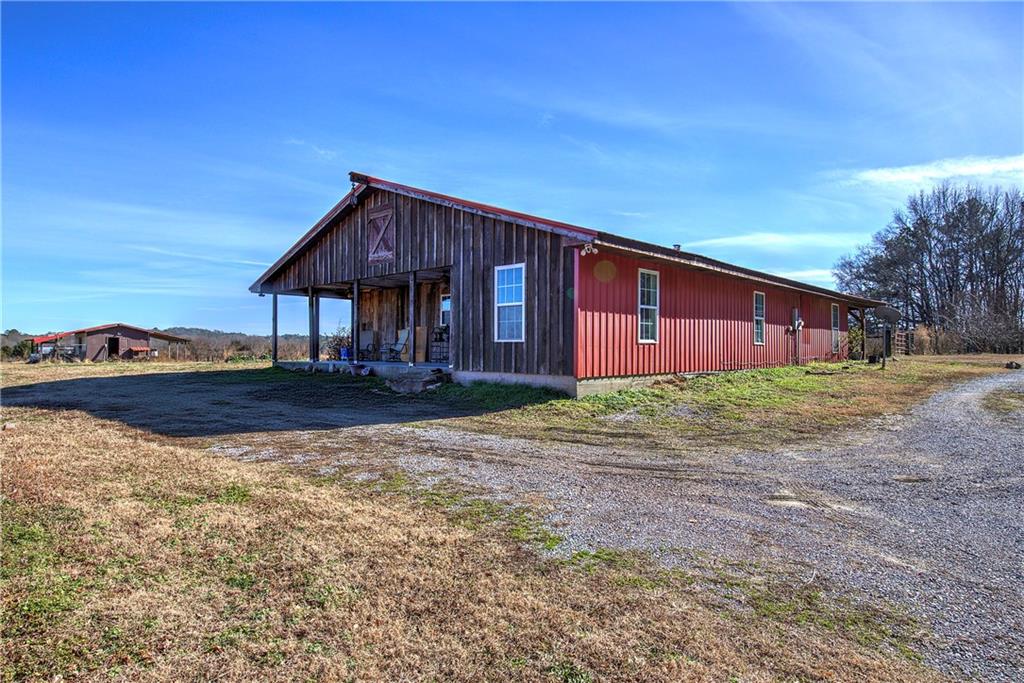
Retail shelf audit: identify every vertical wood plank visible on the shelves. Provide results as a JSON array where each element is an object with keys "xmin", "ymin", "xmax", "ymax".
[
  {"xmin": 271, "ymin": 294, "xmax": 278, "ymax": 362},
  {"xmin": 352, "ymin": 279, "xmax": 360, "ymax": 362},
  {"xmin": 408, "ymin": 271, "xmax": 416, "ymax": 366},
  {"xmin": 472, "ymin": 213, "xmax": 484, "ymax": 371}
]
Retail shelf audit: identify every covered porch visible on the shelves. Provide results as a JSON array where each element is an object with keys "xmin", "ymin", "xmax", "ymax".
[{"xmin": 268, "ymin": 267, "xmax": 452, "ymax": 368}]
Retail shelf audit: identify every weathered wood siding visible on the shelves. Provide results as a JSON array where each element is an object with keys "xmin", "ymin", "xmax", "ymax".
[
  {"xmin": 265, "ymin": 189, "xmax": 576, "ymax": 376},
  {"xmin": 357, "ymin": 282, "xmax": 446, "ymax": 362}
]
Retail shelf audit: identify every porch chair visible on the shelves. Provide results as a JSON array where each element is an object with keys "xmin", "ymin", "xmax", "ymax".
[
  {"xmin": 358, "ymin": 330, "xmax": 378, "ymax": 361},
  {"xmin": 384, "ymin": 328, "xmax": 410, "ymax": 362}
]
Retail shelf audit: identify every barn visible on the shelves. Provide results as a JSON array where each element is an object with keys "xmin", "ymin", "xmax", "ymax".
[
  {"xmin": 251, "ymin": 173, "xmax": 883, "ymax": 396},
  {"xmin": 31, "ymin": 324, "xmax": 190, "ymax": 362}
]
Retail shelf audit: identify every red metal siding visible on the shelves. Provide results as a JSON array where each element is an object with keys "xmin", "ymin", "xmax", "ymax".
[{"xmin": 574, "ymin": 251, "xmax": 848, "ymax": 379}]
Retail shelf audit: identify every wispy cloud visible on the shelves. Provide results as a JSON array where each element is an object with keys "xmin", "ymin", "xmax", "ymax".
[
  {"xmin": 11, "ymin": 279, "xmax": 212, "ymax": 304},
  {"xmin": 284, "ymin": 137, "xmax": 338, "ymax": 161},
  {"xmin": 839, "ymin": 154, "xmax": 1024, "ymax": 189},
  {"xmin": 738, "ymin": 4, "xmax": 1014, "ymax": 109},
  {"xmin": 769, "ymin": 268, "xmax": 835, "ymax": 284},
  {"xmin": 126, "ymin": 245, "xmax": 269, "ymax": 268},
  {"xmin": 684, "ymin": 232, "xmax": 865, "ymax": 251},
  {"xmin": 493, "ymin": 86, "xmax": 811, "ymax": 138}
]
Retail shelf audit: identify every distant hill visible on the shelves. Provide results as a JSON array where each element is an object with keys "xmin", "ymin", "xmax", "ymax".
[
  {"xmin": 157, "ymin": 327, "xmax": 311, "ymax": 343},
  {"xmin": 2, "ymin": 329, "xmax": 37, "ymax": 348}
]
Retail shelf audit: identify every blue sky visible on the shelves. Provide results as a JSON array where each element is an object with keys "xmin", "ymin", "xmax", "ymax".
[{"xmin": 3, "ymin": 2, "xmax": 1021, "ymax": 335}]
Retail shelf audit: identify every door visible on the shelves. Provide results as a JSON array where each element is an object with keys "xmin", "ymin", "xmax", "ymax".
[{"xmin": 107, "ymin": 336, "xmax": 120, "ymax": 359}]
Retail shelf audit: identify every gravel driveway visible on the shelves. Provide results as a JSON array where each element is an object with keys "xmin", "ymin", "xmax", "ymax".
[{"xmin": 238, "ymin": 371, "xmax": 1022, "ymax": 682}]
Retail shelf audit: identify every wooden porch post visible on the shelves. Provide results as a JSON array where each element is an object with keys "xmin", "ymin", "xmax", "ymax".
[
  {"xmin": 408, "ymin": 271, "xmax": 416, "ymax": 367},
  {"xmin": 308, "ymin": 286, "xmax": 320, "ymax": 361},
  {"xmin": 313, "ymin": 293, "xmax": 320, "ymax": 360},
  {"xmin": 859, "ymin": 308, "xmax": 867, "ymax": 360},
  {"xmin": 271, "ymin": 294, "xmax": 279, "ymax": 363},
  {"xmin": 351, "ymin": 279, "xmax": 360, "ymax": 363}
]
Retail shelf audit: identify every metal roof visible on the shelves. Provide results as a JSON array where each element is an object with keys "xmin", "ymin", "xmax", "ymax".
[{"xmin": 250, "ymin": 172, "xmax": 885, "ymax": 308}]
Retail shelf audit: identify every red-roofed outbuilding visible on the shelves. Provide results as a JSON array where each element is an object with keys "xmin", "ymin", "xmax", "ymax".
[{"xmin": 31, "ymin": 324, "xmax": 189, "ymax": 361}]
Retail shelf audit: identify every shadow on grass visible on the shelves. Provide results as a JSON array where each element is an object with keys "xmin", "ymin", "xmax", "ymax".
[{"xmin": 2, "ymin": 367, "xmax": 561, "ymax": 437}]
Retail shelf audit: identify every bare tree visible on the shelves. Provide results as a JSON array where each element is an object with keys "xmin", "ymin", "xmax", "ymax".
[{"xmin": 835, "ymin": 184, "xmax": 1024, "ymax": 353}]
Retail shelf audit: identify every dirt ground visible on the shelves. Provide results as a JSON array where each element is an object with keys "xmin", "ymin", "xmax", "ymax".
[{"xmin": 3, "ymin": 358, "xmax": 1021, "ymax": 681}]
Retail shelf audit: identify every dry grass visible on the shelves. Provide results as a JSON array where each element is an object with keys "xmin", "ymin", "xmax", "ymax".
[
  {"xmin": 439, "ymin": 355, "xmax": 1015, "ymax": 450},
  {"xmin": 1, "ymin": 402, "xmax": 943, "ymax": 682},
  {"xmin": 0, "ymin": 360, "xmax": 269, "ymax": 389}
]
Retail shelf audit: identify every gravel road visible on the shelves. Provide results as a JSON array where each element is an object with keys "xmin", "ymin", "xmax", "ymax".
[{"xmin": 259, "ymin": 371, "xmax": 1022, "ymax": 682}]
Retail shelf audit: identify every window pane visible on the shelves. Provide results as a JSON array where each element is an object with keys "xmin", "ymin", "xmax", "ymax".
[
  {"xmin": 497, "ymin": 304, "xmax": 523, "ymax": 340},
  {"xmin": 497, "ymin": 266, "xmax": 523, "ymax": 290},
  {"xmin": 639, "ymin": 306, "xmax": 657, "ymax": 341},
  {"xmin": 754, "ymin": 319, "xmax": 765, "ymax": 344},
  {"xmin": 754, "ymin": 293, "xmax": 765, "ymax": 318},
  {"xmin": 497, "ymin": 284, "xmax": 523, "ymax": 305},
  {"xmin": 497, "ymin": 267, "xmax": 524, "ymax": 305},
  {"xmin": 640, "ymin": 272, "xmax": 658, "ymax": 307}
]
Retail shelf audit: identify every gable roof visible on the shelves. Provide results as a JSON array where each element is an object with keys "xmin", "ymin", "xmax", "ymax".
[
  {"xmin": 250, "ymin": 171, "xmax": 885, "ymax": 308},
  {"xmin": 32, "ymin": 324, "xmax": 190, "ymax": 344}
]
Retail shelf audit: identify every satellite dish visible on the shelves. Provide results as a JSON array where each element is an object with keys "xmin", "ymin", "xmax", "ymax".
[{"xmin": 876, "ymin": 305, "xmax": 900, "ymax": 325}]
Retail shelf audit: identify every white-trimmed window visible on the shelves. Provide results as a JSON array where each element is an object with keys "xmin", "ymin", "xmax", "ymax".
[
  {"xmin": 440, "ymin": 293, "xmax": 451, "ymax": 327},
  {"xmin": 831, "ymin": 303, "xmax": 841, "ymax": 353},
  {"xmin": 638, "ymin": 269, "xmax": 659, "ymax": 343},
  {"xmin": 753, "ymin": 291, "xmax": 766, "ymax": 345},
  {"xmin": 494, "ymin": 263, "xmax": 525, "ymax": 342}
]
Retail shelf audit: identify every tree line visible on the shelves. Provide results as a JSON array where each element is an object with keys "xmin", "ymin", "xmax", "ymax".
[
  {"xmin": 157, "ymin": 326, "xmax": 350, "ymax": 362},
  {"xmin": 835, "ymin": 184, "xmax": 1024, "ymax": 353}
]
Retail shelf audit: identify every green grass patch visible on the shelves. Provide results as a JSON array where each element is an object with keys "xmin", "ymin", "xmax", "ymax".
[
  {"xmin": 566, "ymin": 547, "xmax": 636, "ymax": 573},
  {"xmin": 548, "ymin": 660, "xmax": 594, "ymax": 683},
  {"xmin": 340, "ymin": 472, "xmax": 564, "ymax": 552},
  {"xmin": 432, "ymin": 358, "xmax": 1005, "ymax": 450},
  {"xmin": 224, "ymin": 572, "xmax": 257, "ymax": 590},
  {"xmin": 215, "ymin": 483, "xmax": 253, "ymax": 505},
  {"xmin": 0, "ymin": 502, "xmax": 114, "ymax": 681},
  {"xmin": 699, "ymin": 562, "xmax": 925, "ymax": 662},
  {"xmin": 457, "ymin": 363, "xmax": 865, "ymax": 431},
  {"xmin": 982, "ymin": 388, "xmax": 1024, "ymax": 414},
  {"xmin": 430, "ymin": 380, "xmax": 564, "ymax": 410}
]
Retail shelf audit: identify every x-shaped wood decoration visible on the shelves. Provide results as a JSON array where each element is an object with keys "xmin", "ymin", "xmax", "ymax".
[{"xmin": 368, "ymin": 207, "xmax": 395, "ymax": 264}]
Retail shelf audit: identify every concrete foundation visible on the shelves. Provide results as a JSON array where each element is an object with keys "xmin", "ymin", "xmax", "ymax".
[
  {"xmin": 275, "ymin": 361, "xmax": 449, "ymax": 380},
  {"xmin": 451, "ymin": 371, "xmax": 578, "ymax": 396},
  {"xmin": 573, "ymin": 373, "xmax": 684, "ymax": 397}
]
